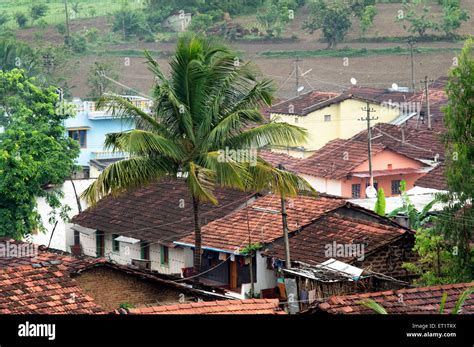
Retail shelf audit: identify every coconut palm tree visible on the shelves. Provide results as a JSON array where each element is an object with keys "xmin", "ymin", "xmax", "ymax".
[{"xmin": 82, "ymin": 34, "xmax": 310, "ymax": 275}]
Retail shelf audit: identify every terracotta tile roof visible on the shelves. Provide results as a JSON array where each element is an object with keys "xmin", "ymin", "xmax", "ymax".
[
  {"xmin": 316, "ymin": 282, "xmax": 474, "ymax": 314},
  {"xmin": 270, "ymin": 91, "xmax": 341, "ymax": 116},
  {"xmin": 295, "ymin": 139, "xmax": 386, "ymax": 179},
  {"xmin": 350, "ymin": 123, "xmax": 445, "ymax": 161},
  {"xmin": 406, "ymin": 78, "xmax": 448, "ymax": 130},
  {"xmin": 0, "ymin": 265, "xmax": 104, "ymax": 314},
  {"xmin": 0, "ymin": 239, "xmax": 101, "ymax": 271},
  {"xmin": 72, "ymin": 178, "xmax": 255, "ymax": 246},
  {"xmin": 346, "ymin": 86, "xmax": 418, "ymax": 104},
  {"xmin": 264, "ymin": 211, "xmax": 409, "ymax": 266},
  {"xmin": 415, "ymin": 162, "xmax": 447, "ymax": 190},
  {"xmin": 259, "ymin": 150, "xmax": 302, "ymax": 172},
  {"xmin": 123, "ymin": 299, "xmax": 285, "ymax": 314},
  {"xmin": 176, "ymin": 194, "xmax": 346, "ymax": 253}
]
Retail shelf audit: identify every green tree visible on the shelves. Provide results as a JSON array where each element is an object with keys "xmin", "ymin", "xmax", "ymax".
[
  {"xmin": 304, "ymin": 0, "xmax": 352, "ymax": 48},
  {"xmin": 14, "ymin": 12, "xmax": 28, "ymax": 28},
  {"xmin": 359, "ymin": 4, "xmax": 377, "ymax": 36},
  {"xmin": 0, "ymin": 69, "xmax": 80, "ymax": 239},
  {"xmin": 396, "ymin": 0, "xmax": 439, "ymax": 38},
  {"xmin": 30, "ymin": 4, "xmax": 49, "ymax": 23},
  {"xmin": 0, "ymin": 38, "xmax": 38, "ymax": 74},
  {"xmin": 112, "ymin": 6, "xmax": 150, "ymax": 40},
  {"xmin": 374, "ymin": 187, "xmax": 386, "ymax": 216},
  {"xmin": 82, "ymin": 35, "xmax": 310, "ymax": 275},
  {"xmin": 87, "ymin": 61, "xmax": 120, "ymax": 100},
  {"xmin": 257, "ymin": 0, "xmax": 296, "ymax": 38},
  {"xmin": 441, "ymin": 0, "xmax": 470, "ymax": 38},
  {"xmin": 434, "ymin": 39, "xmax": 474, "ymax": 282}
]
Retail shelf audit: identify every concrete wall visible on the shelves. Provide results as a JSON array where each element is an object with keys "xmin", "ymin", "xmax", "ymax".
[
  {"xmin": 300, "ymin": 174, "xmax": 342, "ymax": 196},
  {"xmin": 77, "ymin": 231, "xmax": 189, "ymax": 276},
  {"xmin": 64, "ymin": 113, "xmax": 134, "ymax": 167},
  {"xmin": 270, "ymin": 98, "xmax": 400, "ymax": 153},
  {"xmin": 34, "ymin": 179, "xmax": 95, "ymax": 251}
]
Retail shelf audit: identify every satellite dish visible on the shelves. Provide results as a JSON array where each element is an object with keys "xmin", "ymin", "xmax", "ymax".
[
  {"xmin": 392, "ymin": 83, "xmax": 399, "ymax": 91},
  {"xmin": 350, "ymin": 78, "xmax": 357, "ymax": 85},
  {"xmin": 297, "ymin": 86, "xmax": 305, "ymax": 92},
  {"xmin": 366, "ymin": 186, "xmax": 377, "ymax": 199}
]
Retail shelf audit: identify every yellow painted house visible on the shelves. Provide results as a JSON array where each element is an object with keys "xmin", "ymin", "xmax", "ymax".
[{"xmin": 269, "ymin": 87, "xmax": 419, "ymax": 158}]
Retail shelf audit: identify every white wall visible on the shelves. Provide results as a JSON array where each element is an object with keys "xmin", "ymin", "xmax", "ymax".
[
  {"xmin": 301, "ymin": 174, "xmax": 342, "ymax": 196},
  {"xmin": 77, "ymin": 231, "xmax": 190, "ymax": 275},
  {"xmin": 34, "ymin": 179, "xmax": 95, "ymax": 251}
]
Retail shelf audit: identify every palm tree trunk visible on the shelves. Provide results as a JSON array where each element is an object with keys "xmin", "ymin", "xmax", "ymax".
[{"xmin": 192, "ymin": 195, "xmax": 202, "ymax": 279}]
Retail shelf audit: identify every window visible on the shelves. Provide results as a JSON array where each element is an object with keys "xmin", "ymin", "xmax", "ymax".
[
  {"xmin": 324, "ymin": 115, "xmax": 331, "ymax": 122},
  {"xmin": 141, "ymin": 241, "xmax": 150, "ymax": 260},
  {"xmin": 392, "ymin": 180, "xmax": 401, "ymax": 195},
  {"xmin": 160, "ymin": 245, "xmax": 169, "ymax": 266},
  {"xmin": 112, "ymin": 234, "xmax": 120, "ymax": 252},
  {"xmin": 68, "ymin": 129, "xmax": 87, "ymax": 148},
  {"xmin": 387, "ymin": 164, "xmax": 393, "ymax": 170},
  {"xmin": 294, "ymin": 117, "xmax": 299, "ymax": 124},
  {"xmin": 351, "ymin": 184, "xmax": 361, "ymax": 198}
]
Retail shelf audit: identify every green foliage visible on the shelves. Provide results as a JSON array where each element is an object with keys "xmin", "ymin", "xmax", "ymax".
[
  {"xmin": 0, "ymin": 38, "xmax": 38, "ymax": 74},
  {"xmin": 304, "ymin": 0, "xmax": 353, "ymax": 48},
  {"xmin": 0, "ymin": 69, "xmax": 79, "ymax": 239},
  {"xmin": 374, "ymin": 187, "xmax": 386, "ymax": 216},
  {"xmin": 360, "ymin": 5, "xmax": 378, "ymax": 35},
  {"xmin": 387, "ymin": 180, "xmax": 438, "ymax": 230},
  {"xmin": 434, "ymin": 39, "xmax": 474, "ymax": 281},
  {"xmin": 362, "ymin": 288, "xmax": 473, "ymax": 314},
  {"xmin": 441, "ymin": 0, "xmax": 470, "ymax": 37},
  {"xmin": 30, "ymin": 4, "xmax": 49, "ymax": 23},
  {"xmin": 87, "ymin": 61, "xmax": 119, "ymax": 100},
  {"xmin": 240, "ymin": 243, "xmax": 262, "ymax": 256},
  {"xmin": 257, "ymin": 0, "xmax": 296, "ymax": 38},
  {"xmin": 396, "ymin": 0, "xmax": 439, "ymax": 37},
  {"xmin": 402, "ymin": 227, "xmax": 462, "ymax": 285},
  {"xmin": 118, "ymin": 302, "xmax": 135, "ymax": 309},
  {"xmin": 359, "ymin": 299, "xmax": 388, "ymax": 314},
  {"xmin": 350, "ymin": 0, "xmax": 376, "ymax": 18},
  {"xmin": 112, "ymin": 5, "xmax": 151, "ymax": 40},
  {"xmin": 0, "ymin": 12, "xmax": 9, "ymax": 27},
  {"xmin": 189, "ymin": 13, "xmax": 215, "ymax": 33},
  {"xmin": 14, "ymin": 12, "xmax": 28, "ymax": 28},
  {"xmin": 69, "ymin": 32, "xmax": 87, "ymax": 53}
]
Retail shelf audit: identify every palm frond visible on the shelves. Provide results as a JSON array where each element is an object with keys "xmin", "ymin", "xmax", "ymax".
[
  {"xmin": 248, "ymin": 159, "xmax": 315, "ymax": 197},
  {"xmin": 451, "ymin": 287, "xmax": 473, "ymax": 314},
  {"xmin": 201, "ymin": 151, "xmax": 250, "ymax": 190},
  {"xmin": 439, "ymin": 291, "xmax": 448, "ymax": 314},
  {"xmin": 359, "ymin": 299, "xmax": 388, "ymax": 314},
  {"xmin": 97, "ymin": 94, "xmax": 171, "ymax": 136},
  {"xmin": 81, "ymin": 156, "xmax": 172, "ymax": 206},
  {"xmin": 228, "ymin": 122, "xmax": 308, "ymax": 149},
  {"xmin": 104, "ymin": 130, "xmax": 185, "ymax": 160},
  {"xmin": 187, "ymin": 161, "xmax": 218, "ymax": 204}
]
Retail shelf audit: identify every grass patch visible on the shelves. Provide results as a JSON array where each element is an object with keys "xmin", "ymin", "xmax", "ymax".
[
  {"xmin": 259, "ymin": 46, "xmax": 462, "ymax": 59},
  {"xmin": 0, "ymin": 0, "xmax": 143, "ymax": 28}
]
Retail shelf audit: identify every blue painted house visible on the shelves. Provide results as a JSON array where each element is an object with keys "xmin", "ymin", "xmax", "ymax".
[{"xmin": 65, "ymin": 96, "xmax": 152, "ymax": 178}]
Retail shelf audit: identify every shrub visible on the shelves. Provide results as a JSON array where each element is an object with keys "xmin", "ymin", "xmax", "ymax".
[{"xmin": 15, "ymin": 12, "xmax": 28, "ymax": 28}]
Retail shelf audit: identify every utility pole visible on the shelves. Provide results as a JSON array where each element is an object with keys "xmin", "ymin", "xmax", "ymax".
[
  {"xmin": 63, "ymin": 0, "xmax": 70, "ymax": 46},
  {"xmin": 294, "ymin": 57, "xmax": 301, "ymax": 97},
  {"xmin": 420, "ymin": 76, "xmax": 434, "ymax": 129},
  {"xmin": 358, "ymin": 102, "xmax": 378, "ymax": 188},
  {"xmin": 277, "ymin": 164, "xmax": 291, "ymax": 269},
  {"xmin": 407, "ymin": 37, "xmax": 416, "ymax": 93}
]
